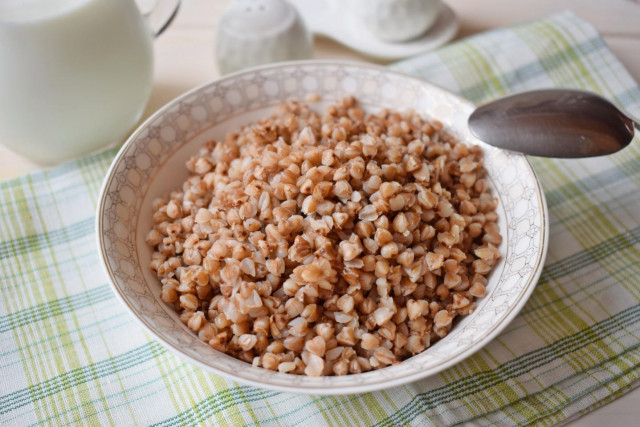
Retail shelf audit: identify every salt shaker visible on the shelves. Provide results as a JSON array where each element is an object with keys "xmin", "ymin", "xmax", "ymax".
[
  {"xmin": 354, "ymin": 0, "xmax": 442, "ymax": 43},
  {"xmin": 216, "ymin": 0, "xmax": 312, "ymax": 75}
]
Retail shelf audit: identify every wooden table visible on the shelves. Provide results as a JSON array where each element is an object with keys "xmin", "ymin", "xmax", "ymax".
[{"xmin": 2, "ymin": 0, "xmax": 639, "ymax": 423}]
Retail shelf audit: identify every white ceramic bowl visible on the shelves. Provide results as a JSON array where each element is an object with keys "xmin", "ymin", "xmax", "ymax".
[{"xmin": 96, "ymin": 61, "xmax": 548, "ymax": 395}]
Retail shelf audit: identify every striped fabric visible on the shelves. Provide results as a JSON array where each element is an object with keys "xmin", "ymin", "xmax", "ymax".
[{"xmin": 2, "ymin": 11, "xmax": 640, "ymax": 426}]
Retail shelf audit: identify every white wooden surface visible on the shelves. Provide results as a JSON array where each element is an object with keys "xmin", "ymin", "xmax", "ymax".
[{"xmin": 2, "ymin": 0, "xmax": 639, "ymax": 423}]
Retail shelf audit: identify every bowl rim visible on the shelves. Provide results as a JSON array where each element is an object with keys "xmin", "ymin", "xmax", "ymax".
[{"xmin": 96, "ymin": 59, "xmax": 549, "ymax": 395}]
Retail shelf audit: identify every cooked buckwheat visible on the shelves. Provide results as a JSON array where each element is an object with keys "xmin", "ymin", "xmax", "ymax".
[{"xmin": 147, "ymin": 96, "xmax": 501, "ymax": 376}]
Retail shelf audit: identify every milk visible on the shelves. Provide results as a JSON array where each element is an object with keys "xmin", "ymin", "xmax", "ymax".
[
  {"xmin": 0, "ymin": 0, "xmax": 154, "ymax": 164},
  {"xmin": 0, "ymin": 0, "xmax": 91, "ymax": 22}
]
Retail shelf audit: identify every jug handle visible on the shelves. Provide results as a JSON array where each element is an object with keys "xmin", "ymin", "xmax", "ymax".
[{"xmin": 140, "ymin": 0, "xmax": 181, "ymax": 38}]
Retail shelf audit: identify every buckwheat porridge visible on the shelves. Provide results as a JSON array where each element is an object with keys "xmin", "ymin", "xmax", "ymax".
[{"xmin": 145, "ymin": 96, "xmax": 501, "ymax": 376}]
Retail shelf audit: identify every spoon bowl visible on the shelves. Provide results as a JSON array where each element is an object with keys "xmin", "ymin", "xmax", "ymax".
[{"xmin": 468, "ymin": 89, "xmax": 638, "ymax": 158}]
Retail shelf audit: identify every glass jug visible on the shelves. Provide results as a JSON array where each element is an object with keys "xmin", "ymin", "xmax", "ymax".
[{"xmin": 0, "ymin": 0, "xmax": 181, "ymax": 164}]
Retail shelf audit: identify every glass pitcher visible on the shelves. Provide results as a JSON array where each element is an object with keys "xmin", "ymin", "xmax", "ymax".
[{"xmin": 0, "ymin": 0, "xmax": 181, "ymax": 164}]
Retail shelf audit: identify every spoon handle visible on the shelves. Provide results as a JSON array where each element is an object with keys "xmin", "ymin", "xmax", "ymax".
[
  {"xmin": 616, "ymin": 102, "xmax": 640, "ymax": 132},
  {"xmin": 622, "ymin": 111, "xmax": 640, "ymax": 135}
]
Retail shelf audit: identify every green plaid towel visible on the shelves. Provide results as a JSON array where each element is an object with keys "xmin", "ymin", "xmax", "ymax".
[{"xmin": 2, "ymin": 11, "xmax": 639, "ymax": 426}]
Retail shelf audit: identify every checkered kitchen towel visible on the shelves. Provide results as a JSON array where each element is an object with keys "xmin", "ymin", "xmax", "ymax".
[{"xmin": 2, "ymin": 11, "xmax": 640, "ymax": 426}]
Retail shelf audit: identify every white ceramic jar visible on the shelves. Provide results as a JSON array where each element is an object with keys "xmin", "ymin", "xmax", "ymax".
[
  {"xmin": 354, "ymin": 0, "xmax": 442, "ymax": 42},
  {"xmin": 0, "ymin": 0, "xmax": 180, "ymax": 164}
]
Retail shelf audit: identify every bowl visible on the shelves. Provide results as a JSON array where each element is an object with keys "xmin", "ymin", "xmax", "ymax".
[{"xmin": 96, "ymin": 61, "xmax": 548, "ymax": 395}]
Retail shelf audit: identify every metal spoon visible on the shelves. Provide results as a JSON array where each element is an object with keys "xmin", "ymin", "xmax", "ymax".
[{"xmin": 468, "ymin": 89, "xmax": 639, "ymax": 158}]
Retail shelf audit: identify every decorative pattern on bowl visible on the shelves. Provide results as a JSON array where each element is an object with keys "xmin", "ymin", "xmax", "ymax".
[{"xmin": 96, "ymin": 61, "xmax": 548, "ymax": 395}]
